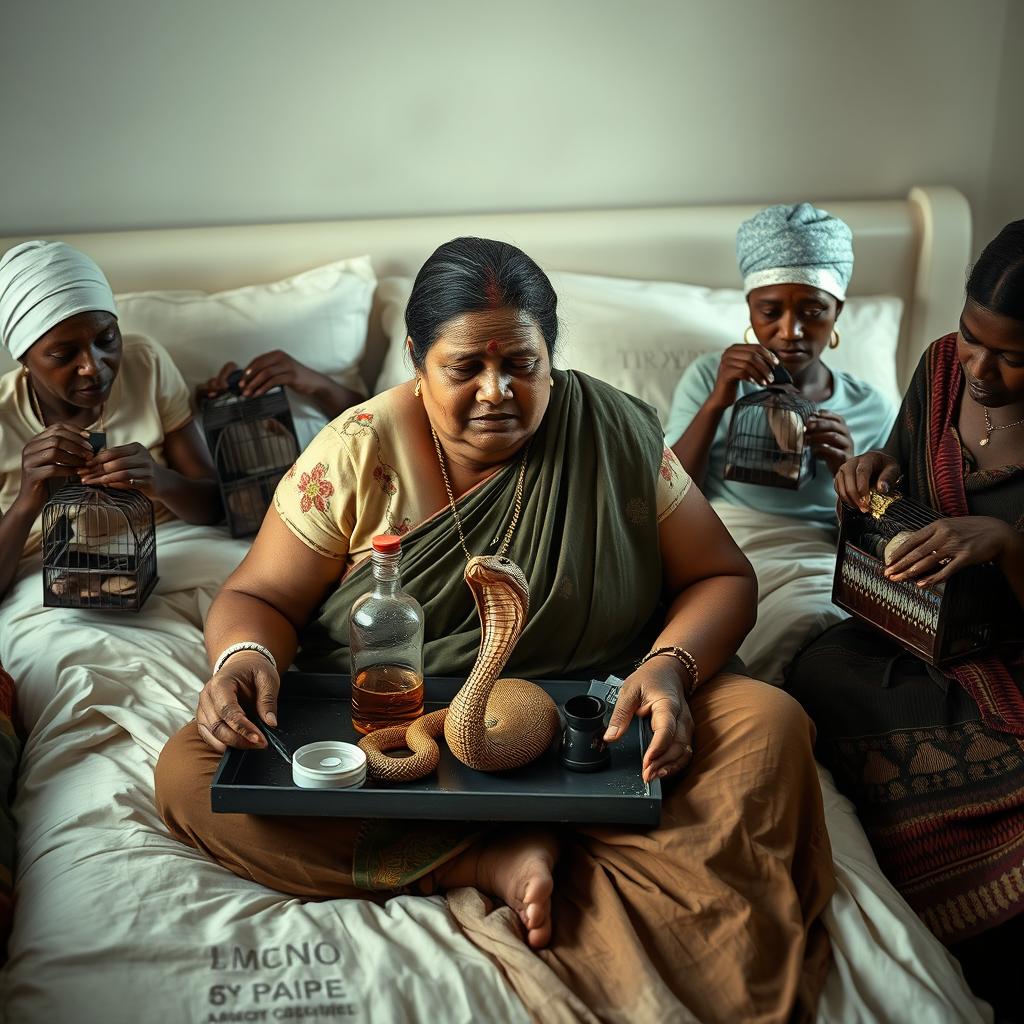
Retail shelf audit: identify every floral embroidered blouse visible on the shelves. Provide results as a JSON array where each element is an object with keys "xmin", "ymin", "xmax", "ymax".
[{"xmin": 274, "ymin": 386, "xmax": 691, "ymax": 569}]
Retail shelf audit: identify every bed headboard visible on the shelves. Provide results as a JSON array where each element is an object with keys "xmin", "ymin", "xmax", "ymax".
[{"xmin": 0, "ymin": 186, "xmax": 970, "ymax": 392}]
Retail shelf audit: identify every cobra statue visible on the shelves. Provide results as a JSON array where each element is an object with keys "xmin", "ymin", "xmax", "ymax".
[{"xmin": 358, "ymin": 555, "xmax": 560, "ymax": 782}]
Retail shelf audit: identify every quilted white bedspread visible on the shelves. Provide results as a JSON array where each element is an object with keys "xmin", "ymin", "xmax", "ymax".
[{"xmin": 0, "ymin": 517, "xmax": 991, "ymax": 1023}]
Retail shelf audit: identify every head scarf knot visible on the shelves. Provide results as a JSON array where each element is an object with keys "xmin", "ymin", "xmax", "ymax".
[
  {"xmin": 0, "ymin": 241, "xmax": 117, "ymax": 360},
  {"xmin": 736, "ymin": 203, "xmax": 853, "ymax": 301}
]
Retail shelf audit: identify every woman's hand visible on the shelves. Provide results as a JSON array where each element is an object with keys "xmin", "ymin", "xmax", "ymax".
[
  {"xmin": 240, "ymin": 351, "xmax": 324, "ymax": 398},
  {"xmin": 884, "ymin": 516, "xmax": 1018, "ymax": 588},
  {"xmin": 710, "ymin": 343, "xmax": 781, "ymax": 410},
  {"xmin": 79, "ymin": 442, "xmax": 164, "ymax": 496},
  {"xmin": 16, "ymin": 424, "xmax": 94, "ymax": 514},
  {"xmin": 201, "ymin": 352, "xmax": 324, "ymax": 401},
  {"xmin": 603, "ymin": 658, "xmax": 695, "ymax": 783},
  {"xmin": 199, "ymin": 361, "xmax": 241, "ymax": 401},
  {"xmin": 806, "ymin": 410, "xmax": 855, "ymax": 476},
  {"xmin": 196, "ymin": 651, "xmax": 280, "ymax": 753},
  {"xmin": 834, "ymin": 450, "xmax": 902, "ymax": 511}
]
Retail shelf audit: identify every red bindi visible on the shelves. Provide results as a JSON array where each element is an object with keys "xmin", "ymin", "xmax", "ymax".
[{"xmin": 486, "ymin": 339, "xmax": 500, "ymax": 354}]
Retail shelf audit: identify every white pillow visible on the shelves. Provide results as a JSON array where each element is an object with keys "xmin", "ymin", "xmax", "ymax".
[
  {"xmin": 374, "ymin": 272, "xmax": 903, "ymax": 423},
  {"xmin": 115, "ymin": 256, "xmax": 377, "ymax": 449}
]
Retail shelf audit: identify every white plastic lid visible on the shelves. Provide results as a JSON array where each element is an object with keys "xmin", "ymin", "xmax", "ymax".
[{"xmin": 292, "ymin": 741, "xmax": 367, "ymax": 790}]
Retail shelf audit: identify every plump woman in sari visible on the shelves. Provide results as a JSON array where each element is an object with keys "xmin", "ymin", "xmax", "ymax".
[
  {"xmin": 0, "ymin": 241, "xmax": 222, "ymax": 602},
  {"xmin": 786, "ymin": 220, "xmax": 1024, "ymax": 1016},
  {"xmin": 156, "ymin": 237, "xmax": 834, "ymax": 1023}
]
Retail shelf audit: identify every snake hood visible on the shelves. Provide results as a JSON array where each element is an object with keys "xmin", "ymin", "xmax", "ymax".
[{"xmin": 464, "ymin": 554, "xmax": 530, "ymax": 618}]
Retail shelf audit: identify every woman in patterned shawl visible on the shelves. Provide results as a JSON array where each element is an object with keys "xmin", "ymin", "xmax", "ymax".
[
  {"xmin": 156, "ymin": 237, "xmax": 835, "ymax": 1023},
  {"xmin": 787, "ymin": 220, "xmax": 1024, "ymax": 1015}
]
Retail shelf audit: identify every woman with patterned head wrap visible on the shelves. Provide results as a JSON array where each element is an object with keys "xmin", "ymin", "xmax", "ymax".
[
  {"xmin": 664, "ymin": 203, "xmax": 896, "ymax": 682},
  {"xmin": 0, "ymin": 241, "xmax": 222, "ymax": 601},
  {"xmin": 667, "ymin": 202, "xmax": 895, "ymax": 522}
]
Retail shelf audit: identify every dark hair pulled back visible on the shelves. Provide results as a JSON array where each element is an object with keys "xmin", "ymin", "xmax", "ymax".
[
  {"xmin": 405, "ymin": 237, "xmax": 558, "ymax": 366},
  {"xmin": 967, "ymin": 219, "xmax": 1024, "ymax": 320}
]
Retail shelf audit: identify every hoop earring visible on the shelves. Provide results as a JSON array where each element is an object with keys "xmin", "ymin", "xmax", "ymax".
[
  {"xmin": 743, "ymin": 325, "xmax": 756, "ymax": 345},
  {"xmin": 829, "ymin": 329, "xmax": 841, "ymax": 350},
  {"xmin": 414, "ymin": 377, "xmax": 422, "ymax": 398}
]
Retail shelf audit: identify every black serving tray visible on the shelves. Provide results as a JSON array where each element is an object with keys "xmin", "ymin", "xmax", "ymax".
[{"xmin": 212, "ymin": 672, "xmax": 661, "ymax": 825}]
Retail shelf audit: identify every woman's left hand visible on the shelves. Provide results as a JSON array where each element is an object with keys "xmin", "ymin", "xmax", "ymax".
[
  {"xmin": 603, "ymin": 658, "xmax": 695, "ymax": 783},
  {"xmin": 806, "ymin": 410, "xmax": 855, "ymax": 476},
  {"xmin": 79, "ymin": 443, "xmax": 163, "ymax": 497},
  {"xmin": 884, "ymin": 515, "xmax": 1017, "ymax": 587}
]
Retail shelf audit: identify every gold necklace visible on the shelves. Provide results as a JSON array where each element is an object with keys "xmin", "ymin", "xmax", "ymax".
[
  {"xmin": 26, "ymin": 378, "xmax": 106, "ymax": 432},
  {"xmin": 980, "ymin": 407, "xmax": 1024, "ymax": 447},
  {"xmin": 430, "ymin": 426, "xmax": 529, "ymax": 562}
]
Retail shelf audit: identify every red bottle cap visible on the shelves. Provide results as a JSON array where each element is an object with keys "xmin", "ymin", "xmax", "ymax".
[{"xmin": 372, "ymin": 535, "xmax": 402, "ymax": 554}]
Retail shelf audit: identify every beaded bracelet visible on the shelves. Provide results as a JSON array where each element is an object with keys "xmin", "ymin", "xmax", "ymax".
[
  {"xmin": 213, "ymin": 641, "xmax": 278, "ymax": 676},
  {"xmin": 635, "ymin": 646, "xmax": 700, "ymax": 697}
]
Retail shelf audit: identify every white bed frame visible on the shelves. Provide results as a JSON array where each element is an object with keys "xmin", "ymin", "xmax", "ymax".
[
  {"xmin": 0, "ymin": 185, "xmax": 971, "ymax": 393},
  {"xmin": 0, "ymin": 187, "xmax": 987, "ymax": 1023}
]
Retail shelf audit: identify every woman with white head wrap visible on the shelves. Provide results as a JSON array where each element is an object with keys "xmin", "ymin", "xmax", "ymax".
[
  {"xmin": 662, "ymin": 204, "xmax": 897, "ymax": 683},
  {"xmin": 0, "ymin": 241, "xmax": 222, "ymax": 600}
]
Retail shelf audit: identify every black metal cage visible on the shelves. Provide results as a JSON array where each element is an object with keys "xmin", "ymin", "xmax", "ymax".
[
  {"xmin": 202, "ymin": 379, "xmax": 300, "ymax": 538},
  {"xmin": 41, "ymin": 485, "xmax": 158, "ymax": 611},
  {"xmin": 723, "ymin": 386, "xmax": 816, "ymax": 490}
]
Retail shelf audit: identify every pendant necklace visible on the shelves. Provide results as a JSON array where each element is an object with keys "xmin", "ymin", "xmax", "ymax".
[
  {"xmin": 979, "ymin": 407, "xmax": 1024, "ymax": 447},
  {"xmin": 430, "ymin": 426, "xmax": 529, "ymax": 562}
]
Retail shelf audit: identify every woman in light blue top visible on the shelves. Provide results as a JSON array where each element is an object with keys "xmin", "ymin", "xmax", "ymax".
[
  {"xmin": 666, "ymin": 203, "xmax": 895, "ymax": 527},
  {"xmin": 665, "ymin": 203, "xmax": 896, "ymax": 684}
]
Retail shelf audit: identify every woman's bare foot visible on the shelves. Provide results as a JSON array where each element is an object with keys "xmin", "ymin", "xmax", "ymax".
[{"xmin": 435, "ymin": 830, "xmax": 559, "ymax": 948}]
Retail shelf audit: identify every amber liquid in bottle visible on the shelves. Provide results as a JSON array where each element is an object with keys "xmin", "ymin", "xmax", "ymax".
[
  {"xmin": 349, "ymin": 535, "xmax": 426, "ymax": 736},
  {"xmin": 351, "ymin": 664, "xmax": 425, "ymax": 736}
]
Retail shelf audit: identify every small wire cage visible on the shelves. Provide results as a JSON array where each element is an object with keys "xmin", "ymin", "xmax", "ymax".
[
  {"xmin": 202, "ymin": 373, "xmax": 300, "ymax": 538},
  {"xmin": 41, "ymin": 484, "xmax": 158, "ymax": 611},
  {"xmin": 832, "ymin": 490, "xmax": 1005, "ymax": 665},
  {"xmin": 723, "ymin": 384, "xmax": 816, "ymax": 490}
]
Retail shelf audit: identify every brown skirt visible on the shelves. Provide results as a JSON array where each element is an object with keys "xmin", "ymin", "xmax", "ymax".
[{"xmin": 155, "ymin": 673, "xmax": 834, "ymax": 1023}]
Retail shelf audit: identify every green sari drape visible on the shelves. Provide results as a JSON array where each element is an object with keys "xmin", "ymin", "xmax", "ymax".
[
  {"xmin": 297, "ymin": 370, "xmax": 669, "ymax": 888},
  {"xmin": 297, "ymin": 369, "xmax": 667, "ymax": 682}
]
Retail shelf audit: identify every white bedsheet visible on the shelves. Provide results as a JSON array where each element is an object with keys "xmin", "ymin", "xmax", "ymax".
[
  {"xmin": 0, "ymin": 516, "xmax": 992, "ymax": 1023},
  {"xmin": 710, "ymin": 500, "xmax": 845, "ymax": 686},
  {"xmin": 0, "ymin": 522, "xmax": 527, "ymax": 1024}
]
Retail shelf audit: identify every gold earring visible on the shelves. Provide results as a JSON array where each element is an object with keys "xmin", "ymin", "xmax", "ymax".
[
  {"xmin": 743, "ymin": 325, "xmax": 756, "ymax": 344},
  {"xmin": 414, "ymin": 377, "xmax": 421, "ymax": 397},
  {"xmin": 549, "ymin": 376, "xmax": 554, "ymax": 387},
  {"xmin": 829, "ymin": 329, "xmax": 841, "ymax": 350},
  {"xmin": 22, "ymin": 365, "xmax": 29, "ymax": 377}
]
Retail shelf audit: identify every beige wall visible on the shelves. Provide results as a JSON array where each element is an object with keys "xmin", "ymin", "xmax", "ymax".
[
  {"xmin": 979, "ymin": 0, "xmax": 1024, "ymax": 247},
  {"xmin": 0, "ymin": 0, "xmax": 1019, "ymax": 248}
]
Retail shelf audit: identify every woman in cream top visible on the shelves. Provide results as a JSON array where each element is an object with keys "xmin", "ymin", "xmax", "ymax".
[{"xmin": 0, "ymin": 241, "xmax": 222, "ymax": 601}]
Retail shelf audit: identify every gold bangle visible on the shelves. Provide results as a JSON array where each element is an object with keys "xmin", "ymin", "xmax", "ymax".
[{"xmin": 636, "ymin": 646, "xmax": 700, "ymax": 697}]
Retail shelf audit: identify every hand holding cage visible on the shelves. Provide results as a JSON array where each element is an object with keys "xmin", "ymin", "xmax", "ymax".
[{"xmin": 832, "ymin": 490, "xmax": 1007, "ymax": 665}]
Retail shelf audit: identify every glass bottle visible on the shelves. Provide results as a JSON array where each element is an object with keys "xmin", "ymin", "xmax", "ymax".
[{"xmin": 349, "ymin": 535, "xmax": 425, "ymax": 735}]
